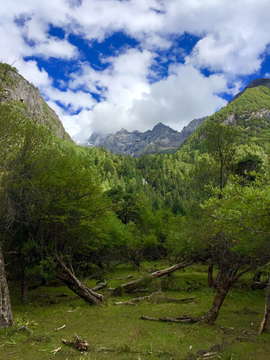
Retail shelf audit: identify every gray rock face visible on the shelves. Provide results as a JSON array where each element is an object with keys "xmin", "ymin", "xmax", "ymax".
[
  {"xmin": 0, "ymin": 66, "xmax": 71, "ymax": 141},
  {"xmin": 87, "ymin": 117, "xmax": 207, "ymax": 157}
]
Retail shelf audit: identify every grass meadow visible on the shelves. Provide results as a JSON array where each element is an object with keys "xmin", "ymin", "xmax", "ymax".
[{"xmin": 0, "ymin": 262, "xmax": 269, "ymax": 360}]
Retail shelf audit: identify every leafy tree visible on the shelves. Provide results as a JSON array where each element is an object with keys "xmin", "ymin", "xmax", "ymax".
[
  {"xmin": 0, "ymin": 101, "xmax": 27, "ymax": 327},
  {"xmin": 0, "ymin": 109, "xmax": 123, "ymax": 306},
  {"xmin": 200, "ymin": 175, "xmax": 270, "ymax": 325},
  {"xmin": 202, "ymin": 122, "xmax": 240, "ymax": 194}
]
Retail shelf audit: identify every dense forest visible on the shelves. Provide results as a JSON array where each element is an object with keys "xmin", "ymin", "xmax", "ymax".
[{"xmin": 1, "ymin": 63, "xmax": 270, "ymax": 346}]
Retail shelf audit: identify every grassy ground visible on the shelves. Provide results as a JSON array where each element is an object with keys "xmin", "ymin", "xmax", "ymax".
[{"xmin": 0, "ymin": 262, "xmax": 269, "ymax": 360}]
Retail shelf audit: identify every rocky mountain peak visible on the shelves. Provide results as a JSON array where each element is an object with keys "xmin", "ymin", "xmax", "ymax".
[
  {"xmin": 116, "ymin": 128, "xmax": 129, "ymax": 135},
  {"xmin": 152, "ymin": 122, "xmax": 176, "ymax": 133},
  {"xmin": 86, "ymin": 118, "xmax": 207, "ymax": 157}
]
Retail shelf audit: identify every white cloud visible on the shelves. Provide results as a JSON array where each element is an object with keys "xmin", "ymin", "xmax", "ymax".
[
  {"xmin": 28, "ymin": 38, "xmax": 79, "ymax": 60},
  {"xmin": 177, "ymin": 1, "xmax": 270, "ymax": 76},
  {"xmin": 71, "ymin": 62, "xmax": 237, "ymax": 141},
  {"xmin": 16, "ymin": 60, "xmax": 52, "ymax": 88}
]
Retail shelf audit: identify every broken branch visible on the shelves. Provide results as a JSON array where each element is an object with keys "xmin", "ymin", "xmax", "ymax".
[
  {"xmin": 54, "ymin": 325, "xmax": 66, "ymax": 331},
  {"xmin": 61, "ymin": 333, "xmax": 88, "ymax": 352}
]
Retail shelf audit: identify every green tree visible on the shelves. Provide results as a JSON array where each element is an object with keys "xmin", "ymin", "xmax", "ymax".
[
  {"xmin": 202, "ymin": 122, "xmax": 240, "ymax": 194},
  {"xmin": 200, "ymin": 175, "xmax": 270, "ymax": 325},
  {"xmin": 0, "ymin": 102, "xmax": 26, "ymax": 327},
  {"xmin": 0, "ymin": 110, "xmax": 121, "ymax": 306}
]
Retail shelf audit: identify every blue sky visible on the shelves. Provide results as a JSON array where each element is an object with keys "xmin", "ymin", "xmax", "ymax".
[{"xmin": 1, "ymin": 0, "xmax": 270, "ymax": 142}]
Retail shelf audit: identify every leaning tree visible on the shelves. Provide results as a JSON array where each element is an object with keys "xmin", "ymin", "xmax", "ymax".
[{"xmin": 200, "ymin": 175, "xmax": 270, "ymax": 326}]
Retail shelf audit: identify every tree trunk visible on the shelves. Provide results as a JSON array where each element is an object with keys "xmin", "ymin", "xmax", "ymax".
[
  {"xmin": 203, "ymin": 265, "xmax": 254, "ymax": 325},
  {"xmin": 120, "ymin": 261, "xmax": 192, "ymax": 293},
  {"xmin": 56, "ymin": 257, "xmax": 103, "ymax": 306},
  {"xmin": 213, "ymin": 270, "xmax": 222, "ymax": 289},
  {"xmin": 258, "ymin": 275, "xmax": 270, "ymax": 334},
  {"xmin": 202, "ymin": 278, "xmax": 232, "ymax": 325},
  {"xmin": 208, "ymin": 264, "xmax": 214, "ymax": 287},
  {"xmin": 21, "ymin": 269, "xmax": 28, "ymax": 305},
  {"xmin": 0, "ymin": 243, "xmax": 14, "ymax": 329}
]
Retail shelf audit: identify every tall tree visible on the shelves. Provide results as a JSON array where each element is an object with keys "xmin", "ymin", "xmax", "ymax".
[
  {"xmin": 0, "ymin": 108, "xmax": 118, "ymax": 306},
  {"xmin": 0, "ymin": 102, "xmax": 24, "ymax": 327},
  {"xmin": 203, "ymin": 122, "xmax": 240, "ymax": 195},
  {"xmin": 200, "ymin": 176, "xmax": 270, "ymax": 325}
]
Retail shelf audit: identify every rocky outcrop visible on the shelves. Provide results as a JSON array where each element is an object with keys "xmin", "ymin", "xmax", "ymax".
[
  {"xmin": 0, "ymin": 64, "xmax": 72, "ymax": 142},
  {"xmin": 87, "ymin": 117, "xmax": 207, "ymax": 157}
]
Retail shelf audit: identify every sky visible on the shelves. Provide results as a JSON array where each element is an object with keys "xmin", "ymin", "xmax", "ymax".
[{"xmin": 1, "ymin": 0, "xmax": 270, "ymax": 142}]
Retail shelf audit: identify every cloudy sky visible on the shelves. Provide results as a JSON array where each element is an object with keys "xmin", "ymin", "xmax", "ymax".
[{"xmin": 1, "ymin": 0, "xmax": 270, "ymax": 142}]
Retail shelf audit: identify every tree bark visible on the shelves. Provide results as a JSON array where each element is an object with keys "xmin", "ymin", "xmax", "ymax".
[
  {"xmin": 21, "ymin": 270, "xmax": 28, "ymax": 305},
  {"xmin": 208, "ymin": 264, "xmax": 214, "ymax": 287},
  {"xmin": 0, "ymin": 243, "xmax": 14, "ymax": 329},
  {"xmin": 202, "ymin": 271, "xmax": 235, "ymax": 326},
  {"xmin": 203, "ymin": 265, "xmax": 254, "ymax": 325},
  {"xmin": 202, "ymin": 282, "xmax": 231, "ymax": 325},
  {"xmin": 56, "ymin": 257, "xmax": 103, "ymax": 305},
  {"xmin": 258, "ymin": 275, "xmax": 270, "ymax": 334},
  {"xmin": 119, "ymin": 261, "xmax": 192, "ymax": 293}
]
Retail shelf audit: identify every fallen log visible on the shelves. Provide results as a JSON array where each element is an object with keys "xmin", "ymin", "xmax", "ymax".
[
  {"xmin": 115, "ymin": 291, "xmax": 162, "ymax": 305},
  {"xmin": 62, "ymin": 333, "xmax": 88, "ymax": 351},
  {"xmin": 92, "ymin": 280, "xmax": 107, "ymax": 292},
  {"xmin": 141, "ymin": 315, "xmax": 202, "ymax": 323},
  {"xmin": 116, "ymin": 260, "xmax": 193, "ymax": 293},
  {"xmin": 56, "ymin": 257, "xmax": 103, "ymax": 305},
  {"xmin": 115, "ymin": 292, "xmax": 196, "ymax": 306},
  {"xmin": 156, "ymin": 296, "xmax": 196, "ymax": 304}
]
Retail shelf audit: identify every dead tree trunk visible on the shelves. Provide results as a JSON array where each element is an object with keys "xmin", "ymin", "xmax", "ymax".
[
  {"xmin": 258, "ymin": 275, "xmax": 270, "ymax": 334},
  {"xmin": 119, "ymin": 261, "xmax": 193, "ymax": 293},
  {"xmin": 0, "ymin": 243, "xmax": 14, "ymax": 329},
  {"xmin": 56, "ymin": 257, "xmax": 103, "ymax": 305}
]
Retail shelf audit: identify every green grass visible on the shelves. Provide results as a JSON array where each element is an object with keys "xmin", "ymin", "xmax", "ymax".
[{"xmin": 0, "ymin": 262, "xmax": 268, "ymax": 360}]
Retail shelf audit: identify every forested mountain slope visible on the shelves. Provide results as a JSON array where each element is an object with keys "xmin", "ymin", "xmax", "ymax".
[
  {"xmin": 229, "ymin": 77, "xmax": 270, "ymax": 102},
  {"xmin": 179, "ymin": 80, "xmax": 270, "ymax": 160}
]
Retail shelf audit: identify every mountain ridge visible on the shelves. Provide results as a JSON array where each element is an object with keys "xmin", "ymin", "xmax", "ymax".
[
  {"xmin": 86, "ymin": 117, "xmax": 208, "ymax": 157},
  {"xmin": 230, "ymin": 78, "xmax": 270, "ymax": 103}
]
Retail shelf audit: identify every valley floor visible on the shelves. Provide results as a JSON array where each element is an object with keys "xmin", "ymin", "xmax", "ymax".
[{"xmin": 1, "ymin": 262, "xmax": 269, "ymax": 360}]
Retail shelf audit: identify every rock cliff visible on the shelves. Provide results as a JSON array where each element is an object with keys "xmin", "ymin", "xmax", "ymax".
[{"xmin": 0, "ymin": 63, "xmax": 72, "ymax": 142}]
